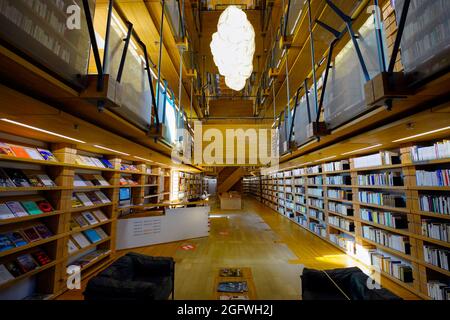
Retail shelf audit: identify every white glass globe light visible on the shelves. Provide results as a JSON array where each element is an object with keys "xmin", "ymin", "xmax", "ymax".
[{"xmin": 210, "ymin": 5, "xmax": 255, "ymax": 91}]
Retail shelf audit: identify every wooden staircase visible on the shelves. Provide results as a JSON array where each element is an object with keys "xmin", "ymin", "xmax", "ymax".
[{"xmin": 217, "ymin": 167, "xmax": 246, "ymax": 193}]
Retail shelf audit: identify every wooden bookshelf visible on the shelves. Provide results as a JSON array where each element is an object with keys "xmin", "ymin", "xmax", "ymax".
[
  {"xmin": 257, "ymin": 145, "xmax": 450, "ymax": 300},
  {"xmin": 0, "ymin": 137, "xmax": 173, "ymax": 299}
]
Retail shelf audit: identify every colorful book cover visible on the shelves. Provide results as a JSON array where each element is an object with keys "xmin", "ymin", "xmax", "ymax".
[
  {"xmin": 94, "ymin": 191, "xmax": 111, "ymax": 204},
  {"xmin": 72, "ymin": 233, "xmax": 90, "ymax": 248},
  {"xmin": 83, "ymin": 229, "xmax": 102, "ymax": 243},
  {"xmin": 93, "ymin": 175, "xmax": 109, "ymax": 186},
  {"xmin": 75, "ymin": 193, "xmax": 94, "ymax": 207},
  {"xmin": 36, "ymin": 200, "xmax": 54, "ymax": 213},
  {"xmin": 69, "ymin": 218, "xmax": 80, "ymax": 230},
  {"xmin": 21, "ymin": 227, "xmax": 42, "ymax": 242},
  {"xmin": 217, "ymin": 281, "xmax": 248, "ymax": 293},
  {"xmin": 92, "ymin": 210, "xmax": 108, "ymax": 222},
  {"xmin": 0, "ymin": 142, "xmax": 15, "ymax": 156},
  {"xmin": 0, "ymin": 234, "xmax": 15, "ymax": 252},
  {"xmin": 73, "ymin": 214, "xmax": 89, "ymax": 227},
  {"xmin": 81, "ymin": 211, "xmax": 98, "ymax": 225},
  {"xmin": 6, "ymin": 231, "xmax": 28, "ymax": 247},
  {"xmin": 0, "ymin": 168, "xmax": 15, "ymax": 187},
  {"xmin": 31, "ymin": 249, "xmax": 51, "ymax": 266},
  {"xmin": 16, "ymin": 254, "xmax": 39, "ymax": 273},
  {"xmin": 85, "ymin": 191, "xmax": 102, "ymax": 205},
  {"xmin": 36, "ymin": 174, "xmax": 55, "ymax": 187},
  {"xmin": 5, "ymin": 201, "xmax": 29, "ymax": 217},
  {"xmin": 21, "ymin": 201, "xmax": 43, "ymax": 215},
  {"xmin": 94, "ymin": 228, "xmax": 108, "ymax": 239},
  {"xmin": 100, "ymin": 158, "xmax": 114, "ymax": 169},
  {"xmin": 71, "ymin": 195, "xmax": 83, "ymax": 208},
  {"xmin": 67, "ymin": 238, "xmax": 79, "ymax": 254},
  {"xmin": 9, "ymin": 146, "xmax": 30, "ymax": 159},
  {"xmin": 34, "ymin": 224, "xmax": 53, "ymax": 238},
  {"xmin": 24, "ymin": 147, "xmax": 44, "ymax": 160},
  {"xmin": 0, "ymin": 203, "xmax": 16, "ymax": 220},
  {"xmin": 37, "ymin": 148, "xmax": 58, "ymax": 162}
]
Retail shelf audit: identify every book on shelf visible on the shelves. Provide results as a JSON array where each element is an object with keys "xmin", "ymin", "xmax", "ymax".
[
  {"xmin": 100, "ymin": 158, "xmax": 114, "ymax": 169},
  {"xmin": 219, "ymin": 295, "xmax": 249, "ymax": 300},
  {"xmin": 92, "ymin": 210, "xmax": 108, "ymax": 222},
  {"xmin": 23, "ymin": 147, "xmax": 44, "ymax": 160},
  {"xmin": 73, "ymin": 175, "xmax": 87, "ymax": 187},
  {"xmin": 70, "ymin": 249, "xmax": 111, "ymax": 268},
  {"xmin": 71, "ymin": 195, "xmax": 83, "ymax": 208},
  {"xmin": 353, "ymin": 151, "xmax": 400, "ymax": 169},
  {"xmin": 411, "ymin": 141, "xmax": 450, "ymax": 162},
  {"xmin": 0, "ymin": 142, "xmax": 15, "ymax": 156},
  {"xmin": 423, "ymin": 245, "xmax": 449, "ymax": 271},
  {"xmin": 9, "ymin": 146, "xmax": 30, "ymax": 159},
  {"xmin": 358, "ymin": 191, "xmax": 406, "ymax": 208},
  {"xmin": 73, "ymin": 214, "xmax": 89, "ymax": 228},
  {"xmin": 5, "ymin": 231, "xmax": 28, "ymax": 247},
  {"xmin": 31, "ymin": 248, "xmax": 51, "ymax": 266},
  {"xmin": 220, "ymin": 268, "xmax": 242, "ymax": 277},
  {"xmin": 37, "ymin": 148, "xmax": 58, "ymax": 162},
  {"xmin": 21, "ymin": 201, "xmax": 43, "ymax": 215},
  {"xmin": 71, "ymin": 233, "xmax": 91, "ymax": 249},
  {"xmin": 0, "ymin": 234, "xmax": 14, "ymax": 252},
  {"xmin": 5, "ymin": 201, "xmax": 29, "ymax": 217},
  {"xmin": 67, "ymin": 238, "xmax": 79, "ymax": 254},
  {"xmin": 2, "ymin": 168, "xmax": 30, "ymax": 187},
  {"xmin": 85, "ymin": 191, "xmax": 103, "ymax": 205},
  {"xmin": 0, "ymin": 264, "xmax": 15, "ymax": 285},
  {"xmin": 94, "ymin": 228, "xmax": 108, "ymax": 240},
  {"xmin": 83, "ymin": 229, "xmax": 102, "ymax": 243},
  {"xmin": 357, "ymin": 172, "xmax": 403, "ymax": 186},
  {"xmin": 370, "ymin": 251, "xmax": 413, "ymax": 283},
  {"xmin": 74, "ymin": 193, "xmax": 94, "ymax": 207},
  {"xmin": 81, "ymin": 212, "xmax": 99, "ymax": 225},
  {"xmin": 217, "ymin": 281, "xmax": 248, "ymax": 293},
  {"xmin": 416, "ymin": 169, "xmax": 450, "ymax": 187},
  {"xmin": 427, "ymin": 280, "xmax": 450, "ymax": 301},
  {"xmin": 34, "ymin": 224, "xmax": 53, "ymax": 238},
  {"xmin": 94, "ymin": 191, "xmax": 111, "ymax": 204},
  {"xmin": 21, "ymin": 226, "xmax": 42, "ymax": 242},
  {"xmin": 16, "ymin": 254, "xmax": 39, "ymax": 273},
  {"xmin": 360, "ymin": 208, "xmax": 408, "ymax": 229},
  {"xmin": 419, "ymin": 194, "xmax": 450, "ymax": 215},
  {"xmin": 361, "ymin": 225, "xmax": 410, "ymax": 254},
  {"xmin": 421, "ymin": 220, "xmax": 450, "ymax": 242},
  {"xmin": 4, "ymin": 261, "xmax": 22, "ymax": 277},
  {"xmin": 0, "ymin": 169, "xmax": 15, "ymax": 187},
  {"xmin": 0, "ymin": 203, "xmax": 16, "ymax": 220}
]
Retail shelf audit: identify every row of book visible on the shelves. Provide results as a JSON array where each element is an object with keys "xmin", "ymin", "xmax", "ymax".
[
  {"xmin": 68, "ymin": 227, "xmax": 109, "ymax": 254},
  {"xmin": 410, "ymin": 140, "xmax": 450, "ymax": 162},
  {"xmin": 357, "ymin": 172, "xmax": 403, "ymax": 187},
  {"xmin": 0, "ymin": 223, "xmax": 53, "ymax": 253},
  {"xmin": 329, "ymin": 233, "xmax": 355, "ymax": 255},
  {"xmin": 293, "ymin": 214, "xmax": 308, "ymax": 228},
  {"xmin": 328, "ymin": 201, "xmax": 354, "ymax": 216},
  {"xmin": 0, "ymin": 142, "xmax": 57, "ymax": 162},
  {"xmin": 361, "ymin": 225, "xmax": 411, "ymax": 254},
  {"xmin": 306, "ymin": 165, "xmax": 321, "ymax": 174},
  {"xmin": 295, "ymin": 195, "xmax": 306, "ymax": 205},
  {"xmin": 358, "ymin": 191, "xmax": 406, "ymax": 208},
  {"xmin": 327, "ymin": 189, "xmax": 352, "ymax": 201},
  {"xmin": 419, "ymin": 194, "xmax": 450, "ymax": 215},
  {"xmin": 307, "ymin": 188, "xmax": 323, "ymax": 197},
  {"xmin": 421, "ymin": 220, "xmax": 450, "ymax": 242},
  {"xmin": 69, "ymin": 249, "xmax": 111, "ymax": 269},
  {"xmin": 295, "ymin": 186, "xmax": 305, "ymax": 194},
  {"xmin": 323, "ymin": 160, "xmax": 350, "ymax": 172},
  {"xmin": 325, "ymin": 175, "xmax": 351, "ymax": 186},
  {"xmin": 360, "ymin": 208, "xmax": 408, "ymax": 229},
  {"xmin": 307, "ymin": 198, "xmax": 324, "ymax": 209},
  {"xmin": 74, "ymin": 174, "xmax": 110, "ymax": 187},
  {"xmin": 0, "ymin": 168, "xmax": 55, "ymax": 188},
  {"xmin": 427, "ymin": 280, "xmax": 450, "ymax": 301},
  {"xmin": 74, "ymin": 155, "xmax": 114, "ymax": 169},
  {"xmin": 0, "ymin": 198, "xmax": 54, "ymax": 220},
  {"xmin": 309, "ymin": 222, "xmax": 327, "ymax": 238},
  {"xmin": 353, "ymin": 151, "xmax": 400, "ymax": 169},
  {"xmin": 416, "ymin": 169, "xmax": 450, "ymax": 187},
  {"xmin": 307, "ymin": 176, "xmax": 322, "ymax": 185},
  {"xmin": 423, "ymin": 245, "xmax": 449, "ymax": 271},
  {"xmin": 328, "ymin": 215, "xmax": 355, "ymax": 232},
  {"xmin": 0, "ymin": 249, "xmax": 52, "ymax": 286},
  {"xmin": 294, "ymin": 178, "xmax": 304, "ymax": 185},
  {"xmin": 370, "ymin": 251, "xmax": 413, "ymax": 283},
  {"xmin": 309, "ymin": 209, "xmax": 325, "ymax": 222},
  {"xmin": 292, "ymin": 168, "xmax": 306, "ymax": 176},
  {"xmin": 70, "ymin": 210, "xmax": 109, "ymax": 230},
  {"xmin": 119, "ymin": 176, "xmax": 139, "ymax": 186},
  {"xmin": 71, "ymin": 191, "xmax": 111, "ymax": 208},
  {"xmin": 295, "ymin": 204, "xmax": 306, "ymax": 214}
]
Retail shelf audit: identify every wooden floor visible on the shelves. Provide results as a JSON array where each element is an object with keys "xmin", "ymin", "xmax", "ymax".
[{"xmin": 58, "ymin": 197, "xmax": 420, "ymax": 300}]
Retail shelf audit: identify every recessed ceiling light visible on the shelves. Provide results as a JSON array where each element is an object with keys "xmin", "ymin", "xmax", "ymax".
[
  {"xmin": 0, "ymin": 118, "xmax": 86, "ymax": 144},
  {"xmin": 341, "ymin": 144, "xmax": 383, "ymax": 156},
  {"xmin": 392, "ymin": 126, "xmax": 450, "ymax": 142},
  {"xmin": 94, "ymin": 145, "xmax": 130, "ymax": 156}
]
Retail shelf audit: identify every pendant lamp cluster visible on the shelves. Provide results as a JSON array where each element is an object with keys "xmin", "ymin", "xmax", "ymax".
[{"xmin": 210, "ymin": 6, "xmax": 255, "ymax": 91}]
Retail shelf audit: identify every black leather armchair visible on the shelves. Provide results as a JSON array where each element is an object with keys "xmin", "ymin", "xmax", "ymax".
[
  {"xmin": 300, "ymin": 267, "xmax": 402, "ymax": 300},
  {"xmin": 83, "ymin": 253, "xmax": 175, "ymax": 300}
]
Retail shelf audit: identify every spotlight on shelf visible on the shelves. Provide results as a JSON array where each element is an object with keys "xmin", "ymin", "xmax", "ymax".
[
  {"xmin": 341, "ymin": 144, "xmax": 383, "ymax": 156},
  {"xmin": 0, "ymin": 118, "xmax": 86, "ymax": 144},
  {"xmin": 392, "ymin": 126, "xmax": 450, "ymax": 143},
  {"xmin": 93, "ymin": 145, "xmax": 130, "ymax": 156}
]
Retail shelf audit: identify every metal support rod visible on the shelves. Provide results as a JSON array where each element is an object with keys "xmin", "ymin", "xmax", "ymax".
[
  {"xmin": 388, "ymin": 0, "xmax": 410, "ymax": 73},
  {"xmin": 373, "ymin": 0, "xmax": 386, "ymax": 73},
  {"xmin": 285, "ymin": 49, "xmax": 291, "ymax": 136},
  {"xmin": 272, "ymin": 79, "xmax": 276, "ymax": 122},
  {"xmin": 162, "ymin": 80, "xmax": 168, "ymax": 124},
  {"xmin": 178, "ymin": 46, "xmax": 184, "ymax": 130},
  {"xmin": 82, "ymin": 0, "xmax": 103, "ymax": 90},
  {"xmin": 178, "ymin": 0, "xmax": 186, "ymax": 39},
  {"xmin": 307, "ymin": 0, "xmax": 319, "ymax": 113},
  {"xmin": 156, "ymin": 0, "xmax": 166, "ymax": 112},
  {"xmin": 141, "ymin": 42, "xmax": 160, "ymax": 128},
  {"xmin": 325, "ymin": 0, "xmax": 370, "ymax": 82},
  {"xmin": 102, "ymin": 0, "xmax": 114, "ymax": 75},
  {"xmin": 305, "ymin": 79, "xmax": 312, "ymax": 123},
  {"xmin": 283, "ymin": 0, "xmax": 291, "ymax": 37},
  {"xmin": 315, "ymin": 19, "xmax": 341, "ymax": 39},
  {"xmin": 116, "ymin": 22, "xmax": 133, "ymax": 83},
  {"xmin": 190, "ymin": 78, "xmax": 193, "ymax": 125},
  {"xmin": 316, "ymin": 39, "xmax": 337, "ymax": 123}
]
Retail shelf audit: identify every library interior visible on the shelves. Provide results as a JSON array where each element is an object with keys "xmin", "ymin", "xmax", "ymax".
[{"xmin": 0, "ymin": 0, "xmax": 449, "ymax": 301}]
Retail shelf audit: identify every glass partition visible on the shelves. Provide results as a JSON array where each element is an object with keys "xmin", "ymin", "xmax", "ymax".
[
  {"xmin": 165, "ymin": 0, "xmax": 184, "ymax": 42},
  {"xmin": 0, "ymin": 0, "xmax": 95, "ymax": 88},
  {"xmin": 323, "ymin": 16, "xmax": 387, "ymax": 130},
  {"xmin": 293, "ymin": 87, "xmax": 318, "ymax": 147},
  {"xmin": 285, "ymin": 0, "xmax": 306, "ymax": 37},
  {"xmin": 394, "ymin": 0, "xmax": 450, "ymax": 83}
]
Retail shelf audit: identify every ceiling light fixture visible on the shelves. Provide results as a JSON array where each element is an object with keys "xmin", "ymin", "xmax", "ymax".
[
  {"xmin": 392, "ymin": 126, "xmax": 450, "ymax": 143},
  {"xmin": 94, "ymin": 145, "xmax": 130, "ymax": 156},
  {"xmin": 210, "ymin": 6, "xmax": 255, "ymax": 91},
  {"xmin": 314, "ymin": 155, "xmax": 337, "ymax": 163},
  {"xmin": 0, "ymin": 118, "xmax": 86, "ymax": 144},
  {"xmin": 341, "ymin": 144, "xmax": 383, "ymax": 156},
  {"xmin": 134, "ymin": 156, "xmax": 154, "ymax": 163}
]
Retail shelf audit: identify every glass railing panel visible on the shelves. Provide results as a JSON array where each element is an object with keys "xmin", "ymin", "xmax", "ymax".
[
  {"xmin": 285, "ymin": 0, "xmax": 306, "ymax": 36},
  {"xmin": 293, "ymin": 88, "xmax": 318, "ymax": 147},
  {"xmin": 165, "ymin": 0, "xmax": 184, "ymax": 42}
]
